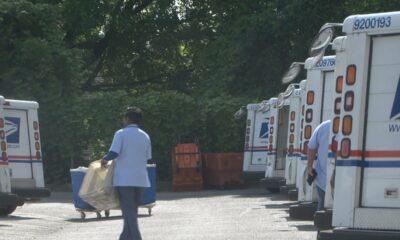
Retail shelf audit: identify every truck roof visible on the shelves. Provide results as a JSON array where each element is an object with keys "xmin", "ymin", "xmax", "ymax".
[
  {"xmin": 269, "ymin": 97, "xmax": 278, "ymax": 107},
  {"xmin": 4, "ymin": 99, "xmax": 39, "ymax": 110},
  {"xmin": 332, "ymin": 36, "xmax": 346, "ymax": 53},
  {"xmin": 343, "ymin": 11, "xmax": 400, "ymax": 34},
  {"xmin": 305, "ymin": 55, "xmax": 335, "ymax": 71},
  {"xmin": 300, "ymin": 79, "xmax": 307, "ymax": 90},
  {"xmin": 247, "ymin": 103, "xmax": 261, "ymax": 111}
]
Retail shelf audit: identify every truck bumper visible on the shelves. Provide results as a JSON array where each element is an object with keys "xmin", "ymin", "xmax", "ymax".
[
  {"xmin": 241, "ymin": 171, "xmax": 265, "ymax": 181},
  {"xmin": 289, "ymin": 201, "xmax": 317, "ymax": 220},
  {"xmin": 0, "ymin": 192, "xmax": 24, "ymax": 206},
  {"xmin": 318, "ymin": 228, "xmax": 400, "ymax": 240},
  {"xmin": 12, "ymin": 187, "xmax": 51, "ymax": 199},
  {"xmin": 314, "ymin": 209, "xmax": 333, "ymax": 230},
  {"xmin": 280, "ymin": 184, "xmax": 296, "ymax": 195},
  {"xmin": 260, "ymin": 177, "xmax": 286, "ymax": 190}
]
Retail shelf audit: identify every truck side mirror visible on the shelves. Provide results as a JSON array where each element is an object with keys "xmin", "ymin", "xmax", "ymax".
[
  {"xmin": 234, "ymin": 106, "xmax": 246, "ymax": 119},
  {"xmin": 282, "ymin": 62, "xmax": 303, "ymax": 84},
  {"xmin": 309, "ymin": 23, "xmax": 342, "ymax": 67}
]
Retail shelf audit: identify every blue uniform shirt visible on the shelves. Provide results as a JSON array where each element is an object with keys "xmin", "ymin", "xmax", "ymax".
[
  {"xmin": 109, "ymin": 124, "xmax": 152, "ymax": 187},
  {"xmin": 308, "ymin": 120, "xmax": 331, "ymax": 191}
]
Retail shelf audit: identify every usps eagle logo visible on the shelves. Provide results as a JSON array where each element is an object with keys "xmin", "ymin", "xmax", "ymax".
[
  {"xmin": 259, "ymin": 118, "xmax": 269, "ymax": 139},
  {"xmin": 390, "ymin": 77, "xmax": 400, "ymax": 120},
  {"xmin": 5, "ymin": 117, "xmax": 20, "ymax": 144}
]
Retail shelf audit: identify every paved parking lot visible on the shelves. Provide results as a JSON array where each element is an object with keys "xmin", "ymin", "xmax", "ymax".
[{"xmin": 0, "ymin": 188, "xmax": 317, "ymax": 240}]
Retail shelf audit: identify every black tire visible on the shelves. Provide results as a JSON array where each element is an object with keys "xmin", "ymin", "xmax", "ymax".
[
  {"xmin": 288, "ymin": 189, "xmax": 298, "ymax": 201},
  {"xmin": 104, "ymin": 210, "xmax": 110, "ymax": 218},
  {"xmin": 267, "ymin": 188, "xmax": 280, "ymax": 193},
  {"xmin": 289, "ymin": 202, "xmax": 317, "ymax": 220},
  {"xmin": 280, "ymin": 185, "xmax": 289, "ymax": 195},
  {"xmin": 317, "ymin": 230, "xmax": 335, "ymax": 240},
  {"xmin": 0, "ymin": 205, "xmax": 17, "ymax": 216},
  {"xmin": 279, "ymin": 179, "xmax": 286, "ymax": 186},
  {"xmin": 314, "ymin": 210, "xmax": 333, "ymax": 230}
]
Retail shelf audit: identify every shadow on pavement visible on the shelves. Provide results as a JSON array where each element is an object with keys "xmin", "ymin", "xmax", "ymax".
[
  {"xmin": 36, "ymin": 187, "xmax": 275, "ymax": 203},
  {"xmin": 34, "ymin": 192, "xmax": 73, "ymax": 204},
  {"xmin": 158, "ymin": 187, "xmax": 272, "ymax": 201},
  {"xmin": 66, "ymin": 215, "xmax": 122, "ymax": 223},
  {"xmin": 0, "ymin": 215, "xmax": 38, "ymax": 221},
  {"xmin": 264, "ymin": 202, "xmax": 292, "ymax": 209},
  {"xmin": 268, "ymin": 194, "xmax": 298, "ymax": 202},
  {"xmin": 292, "ymin": 224, "xmax": 317, "ymax": 232},
  {"xmin": 231, "ymin": 192, "xmax": 272, "ymax": 199},
  {"xmin": 66, "ymin": 213, "xmax": 152, "ymax": 223}
]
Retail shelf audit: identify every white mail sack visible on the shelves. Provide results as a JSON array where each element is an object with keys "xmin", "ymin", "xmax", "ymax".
[{"xmin": 79, "ymin": 160, "xmax": 119, "ymax": 211}]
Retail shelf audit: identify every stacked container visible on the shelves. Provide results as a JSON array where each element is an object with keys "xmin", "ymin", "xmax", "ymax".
[
  {"xmin": 172, "ymin": 144, "xmax": 203, "ymax": 191},
  {"xmin": 202, "ymin": 153, "xmax": 244, "ymax": 188}
]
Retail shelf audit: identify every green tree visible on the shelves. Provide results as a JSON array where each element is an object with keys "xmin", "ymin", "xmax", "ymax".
[
  {"xmin": 2, "ymin": 0, "xmax": 400, "ymax": 183},
  {"xmin": 0, "ymin": 0, "xmax": 89, "ymax": 183}
]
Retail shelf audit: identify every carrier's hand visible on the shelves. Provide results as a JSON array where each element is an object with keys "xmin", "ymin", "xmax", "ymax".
[
  {"xmin": 330, "ymin": 169, "xmax": 336, "ymax": 189},
  {"xmin": 101, "ymin": 159, "xmax": 108, "ymax": 169},
  {"xmin": 307, "ymin": 166, "xmax": 313, "ymax": 176}
]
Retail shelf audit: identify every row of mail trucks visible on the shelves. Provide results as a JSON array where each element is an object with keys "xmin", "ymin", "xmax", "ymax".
[{"xmin": 240, "ymin": 10, "xmax": 400, "ymax": 239}]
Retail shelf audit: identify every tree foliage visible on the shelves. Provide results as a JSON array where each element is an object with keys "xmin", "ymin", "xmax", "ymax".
[{"xmin": 1, "ymin": 0, "xmax": 400, "ymax": 182}]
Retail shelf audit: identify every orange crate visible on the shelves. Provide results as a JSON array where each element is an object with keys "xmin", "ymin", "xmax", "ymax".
[
  {"xmin": 202, "ymin": 153, "xmax": 243, "ymax": 171},
  {"xmin": 204, "ymin": 170, "xmax": 242, "ymax": 187},
  {"xmin": 172, "ymin": 144, "xmax": 201, "ymax": 169},
  {"xmin": 175, "ymin": 154, "xmax": 200, "ymax": 168},
  {"xmin": 171, "ymin": 144, "xmax": 203, "ymax": 191},
  {"xmin": 174, "ymin": 143, "xmax": 199, "ymax": 154},
  {"xmin": 173, "ymin": 183, "xmax": 203, "ymax": 192},
  {"xmin": 172, "ymin": 168, "xmax": 203, "ymax": 184}
]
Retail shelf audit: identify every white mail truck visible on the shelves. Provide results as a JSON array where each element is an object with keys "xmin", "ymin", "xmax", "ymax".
[
  {"xmin": 313, "ymin": 11, "xmax": 400, "ymax": 240},
  {"xmin": 312, "ymin": 35, "xmax": 348, "ymax": 230},
  {"xmin": 261, "ymin": 95, "xmax": 291, "ymax": 192},
  {"xmin": 280, "ymin": 81, "xmax": 306, "ymax": 200},
  {"xmin": 289, "ymin": 56, "xmax": 336, "ymax": 220},
  {"xmin": 241, "ymin": 102, "xmax": 270, "ymax": 180},
  {"xmin": 0, "ymin": 97, "xmax": 50, "ymax": 215}
]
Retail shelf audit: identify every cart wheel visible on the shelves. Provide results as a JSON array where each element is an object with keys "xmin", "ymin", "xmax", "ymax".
[
  {"xmin": 104, "ymin": 210, "xmax": 110, "ymax": 218},
  {"xmin": 80, "ymin": 212, "xmax": 86, "ymax": 220},
  {"xmin": 96, "ymin": 212, "xmax": 102, "ymax": 219},
  {"xmin": 148, "ymin": 208, "xmax": 152, "ymax": 216}
]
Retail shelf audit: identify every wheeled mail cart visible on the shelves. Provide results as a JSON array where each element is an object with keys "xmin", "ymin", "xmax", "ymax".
[
  {"xmin": 70, "ymin": 167, "xmax": 108, "ymax": 220},
  {"xmin": 70, "ymin": 164, "xmax": 157, "ymax": 220},
  {"xmin": 140, "ymin": 164, "xmax": 157, "ymax": 215}
]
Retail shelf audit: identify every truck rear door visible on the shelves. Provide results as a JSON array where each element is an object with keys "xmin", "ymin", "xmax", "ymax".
[
  {"xmin": 5, "ymin": 109, "xmax": 34, "ymax": 185},
  {"xmin": 275, "ymin": 105, "xmax": 289, "ymax": 170},
  {"xmin": 251, "ymin": 110, "xmax": 269, "ymax": 165},
  {"xmin": 321, "ymin": 71, "xmax": 335, "ymax": 122},
  {"xmin": 361, "ymin": 34, "xmax": 400, "ymax": 208}
]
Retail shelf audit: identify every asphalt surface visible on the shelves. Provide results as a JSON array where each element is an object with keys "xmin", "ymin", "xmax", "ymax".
[{"xmin": 0, "ymin": 188, "xmax": 317, "ymax": 240}]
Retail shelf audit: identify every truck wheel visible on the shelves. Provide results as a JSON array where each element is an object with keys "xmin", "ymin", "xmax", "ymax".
[
  {"xmin": 289, "ymin": 202, "xmax": 317, "ymax": 220},
  {"xmin": 317, "ymin": 230, "xmax": 335, "ymax": 240},
  {"xmin": 267, "ymin": 188, "xmax": 280, "ymax": 193},
  {"xmin": 314, "ymin": 210, "xmax": 333, "ymax": 230},
  {"xmin": 279, "ymin": 185, "xmax": 289, "ymax": 195},
  {"xmin": 104, "ymin": 210, "xmax": 110, "ymax": 218},
  {"xmin": 0, "ymin": 205, "xmax": 17, "ymax": 216},
  {"xmin": 288, "ymin": 189, "xmax": 298, "ymax": 201}
]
